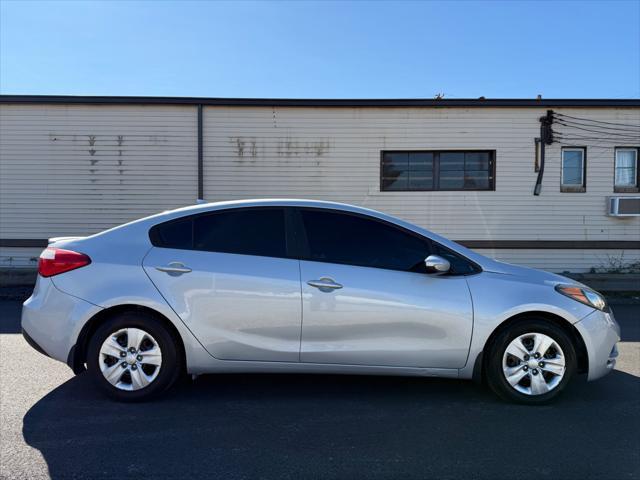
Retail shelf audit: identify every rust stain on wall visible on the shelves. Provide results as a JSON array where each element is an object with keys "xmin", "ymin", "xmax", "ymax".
[
  {"xmin": 230, "ymin": 136, "xmax": 331, "ymax": 161},
  {"xmin": 231, "ymin": 137, "xmax": 260, "ymax": 159},
  {"xmin": 236, "ymin": 138, "xmax": 245, "ymax": 157},
  {"xmin": 276, "ymin": 138, "xmax": 331, "ymax": 158},
  {"xmin": 117, "ymin": 135, "xmax": 124, "ymax": 166}
]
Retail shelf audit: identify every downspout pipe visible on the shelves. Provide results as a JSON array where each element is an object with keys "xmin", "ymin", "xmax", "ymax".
[{"xmin": 197, "ymin": 104, "xmax": 204, "ymax": 202}]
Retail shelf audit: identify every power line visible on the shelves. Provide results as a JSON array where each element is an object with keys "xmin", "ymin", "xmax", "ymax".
[
  {"xmin": 552, "ymin": 116, "xmax": 640, "ymax": 133},
  {"xmin": 554, "ymin": 119, "xmax": 640, "ymax": 136},
  {"xmin": 552, "ymin": 121, "xmax": 640, "ymax": 139},
  {"xmin": 554, "ymin": 112, "xmax": 640, "ymax": 129},
  {"xmin": 553, "ymin": 133, "xmax": 640, "ymax": 144},
  {"xmin": 553, "ymin": 129, "xmax": 640, "ymax": 140}
]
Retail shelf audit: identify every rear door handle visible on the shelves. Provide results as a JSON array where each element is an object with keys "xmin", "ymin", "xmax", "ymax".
[
  {"xmin": 155, "ymin": 262, "xmax": 192, "ymax": 276},
  {"xmin": 307, "ymin": 277, "xmax": 343, "ymax": 292}
]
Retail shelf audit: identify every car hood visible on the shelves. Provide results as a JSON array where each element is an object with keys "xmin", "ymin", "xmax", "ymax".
[{"xmin": 480, "ymin": 259, "xmax": 588, "ymax": 288}]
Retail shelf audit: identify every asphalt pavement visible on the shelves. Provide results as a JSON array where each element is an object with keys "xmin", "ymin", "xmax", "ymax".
[{"xmin": 1, "ymin": 300, "xmax": 638, "ymax": 480}]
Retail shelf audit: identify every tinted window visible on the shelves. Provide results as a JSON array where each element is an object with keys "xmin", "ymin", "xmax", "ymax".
[
  {"xmin": 381, "ymin": 150, "xmax": 494, "ymax": 191},
  {"xmin": 300, "ymin": 209, "xmax": 431, "ymax": 272},
  {"xmin": 382, "ymin": 152, "xmax": 434, "ymax": 191},
  {"xmin": 150, "ymin": 217, "xmax": 193, "ymax": 249},
  {"xmin": 194, "ymin": 208, "xmax": 286, "ymax": 258}
]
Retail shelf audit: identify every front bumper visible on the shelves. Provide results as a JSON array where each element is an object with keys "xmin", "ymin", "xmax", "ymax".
[{"xmin": 574, "ymin": 308, "xmax": 621, "ymax": 381}]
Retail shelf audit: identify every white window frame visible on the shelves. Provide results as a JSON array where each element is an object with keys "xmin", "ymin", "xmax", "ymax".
[
  {"xmin": 561, "ymin": 147, "xmax": 585, "ymax": 187},
  {"xmin": 614, "ymin": 148, "xmax": 638, "ymax": 188}
]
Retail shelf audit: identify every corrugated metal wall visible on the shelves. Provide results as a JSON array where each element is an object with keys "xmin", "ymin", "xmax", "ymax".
[{"xmin": 1, "ymin": 102, "xmax": 639, "ymax": 272}]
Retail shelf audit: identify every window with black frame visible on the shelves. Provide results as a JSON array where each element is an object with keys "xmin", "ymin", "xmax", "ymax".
[{"xmin": 381, "ymin": 150, "xmax": 495, "ymax": 191}]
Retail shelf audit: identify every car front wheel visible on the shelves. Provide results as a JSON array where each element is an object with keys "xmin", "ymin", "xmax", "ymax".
[
  {"xmin": 486, "ymin": 319, "xmax": 577, "ymax": 404},
  {"xmin": 86, "ymin": 311, "xmax": 182, "ymax": 401}
]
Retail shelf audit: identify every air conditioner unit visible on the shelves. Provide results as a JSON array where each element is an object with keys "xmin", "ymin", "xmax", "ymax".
[{"xmin": 608, "ymin": 196, "xmax": 640, "ymax": 217}]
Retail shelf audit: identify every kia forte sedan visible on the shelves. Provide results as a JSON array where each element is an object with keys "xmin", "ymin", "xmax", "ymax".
[{"xmin": 22, "ymin": 200, "xmax": 620, "ymax": 404}]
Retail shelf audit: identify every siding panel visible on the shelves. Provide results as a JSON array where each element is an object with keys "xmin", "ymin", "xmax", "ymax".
[
  {"xmin": 0, "ymin": 104, "xmax": 198, "ymax": 239},
  {"xmin": 203, "ymin": 106, "xmax": 640, "ymax": 245}
]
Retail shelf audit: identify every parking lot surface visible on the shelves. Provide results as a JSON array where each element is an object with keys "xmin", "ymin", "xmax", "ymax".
[{"xmin": 1, "ymin": 300, "xmax": 639, "ymax": 479}]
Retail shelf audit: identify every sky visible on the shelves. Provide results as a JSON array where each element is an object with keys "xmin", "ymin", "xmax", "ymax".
[{"xmin": 1, "ymin": 0, "xmax": 639, "ymax": 99}]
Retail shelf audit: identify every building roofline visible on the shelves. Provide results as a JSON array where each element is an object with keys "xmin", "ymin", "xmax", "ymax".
[{"xmin": 1, "ymin": 95, "xmax": 639, "ymax": 108}]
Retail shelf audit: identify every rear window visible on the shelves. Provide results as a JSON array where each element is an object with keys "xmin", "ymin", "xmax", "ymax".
[{"xmin": 150, "ymin": 208, "xmax": 287, "ymax": 258}]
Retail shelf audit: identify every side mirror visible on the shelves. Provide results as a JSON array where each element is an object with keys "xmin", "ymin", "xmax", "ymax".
[{"xmin": 424, "ymin": 254, "xmax": 451, "ymax": 274}]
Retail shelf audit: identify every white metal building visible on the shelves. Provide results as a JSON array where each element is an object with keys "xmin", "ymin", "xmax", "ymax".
[{"xmin": 1, "ymin": 96, "xmax": 639, "ymax": 273}]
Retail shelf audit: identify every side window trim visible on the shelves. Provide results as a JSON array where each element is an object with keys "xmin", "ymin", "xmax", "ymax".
[
  {"xmin": 289, "ymin": 208, "xmax": 310, "ymax": 259},
  {"xmin": 284, "ymin": 207, "xmax": 304, "ymax": 259}
]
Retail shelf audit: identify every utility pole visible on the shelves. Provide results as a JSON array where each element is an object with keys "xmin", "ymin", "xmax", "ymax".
[{"xmin": 534, "ymin": 110, "xmax": 554, "ymax": 195}]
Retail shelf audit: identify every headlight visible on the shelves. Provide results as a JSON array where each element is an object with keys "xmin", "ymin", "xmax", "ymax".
[{"xmin": 555, "ymin": 284, "xmax": 608, "ymax": 311}]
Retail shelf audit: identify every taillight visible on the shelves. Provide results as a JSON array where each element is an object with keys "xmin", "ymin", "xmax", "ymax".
[{"xmin": 38, "ymin": 248, "xmax": 91, "ymax": 277}]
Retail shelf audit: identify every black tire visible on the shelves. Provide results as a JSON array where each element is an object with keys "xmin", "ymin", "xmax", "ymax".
[
  {"xmin": 486, "ymin": 319, "xmax": 577, "ymax": 405},
  {"xmin": 86, "ymin": 311, "xmax": 182, "ymax": 402}
]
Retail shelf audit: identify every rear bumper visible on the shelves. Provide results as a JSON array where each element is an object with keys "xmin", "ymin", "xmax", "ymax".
[
  {"xmin": 22, "ymin": 327, "xmax": 49, "ymax": 357},
  {"xmin": 21, "ymin": 276, "xmax": 102, "ymax": 364},
  {"xmin": 574, "ymin": 309, "xmax": 621, "ymax": 381}
]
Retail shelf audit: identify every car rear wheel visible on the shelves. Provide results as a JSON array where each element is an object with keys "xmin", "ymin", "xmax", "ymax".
[
  {"xmin": 486, "ymin": 319, "xmax": 577, "ymax": 404},
  {"xmin": 86, "ymin": 311, "xmax": 182, "ymax": 401}
]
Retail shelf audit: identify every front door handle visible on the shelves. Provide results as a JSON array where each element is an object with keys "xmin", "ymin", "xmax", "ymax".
[
  {"xmin": 155, "ymin": 262, "xmax": 192, "ymax": 276},
  {"xmin": 307, "ymin": 277, "xmax": 343, "ymax": 292}
]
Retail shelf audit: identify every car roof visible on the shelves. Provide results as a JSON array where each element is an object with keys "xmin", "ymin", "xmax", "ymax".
[{"xmin": 163, "ymin": 198, "xmax": 381, "ymax": 216}]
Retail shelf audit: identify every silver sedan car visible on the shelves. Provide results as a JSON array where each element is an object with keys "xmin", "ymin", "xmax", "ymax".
[{"xmin": 22, "ymin": 199, "xmax": 620, "ymax": 404}]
